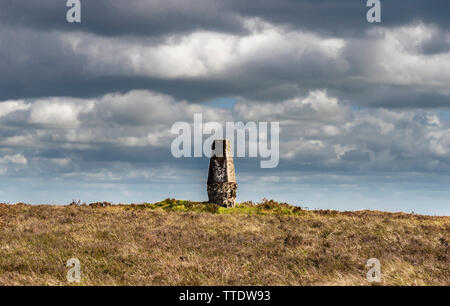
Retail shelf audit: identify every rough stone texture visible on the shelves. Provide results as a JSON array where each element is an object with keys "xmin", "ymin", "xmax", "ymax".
[
  {"xmin": 207, "ymin": 139, "xmax": 237, "ymax": 207},
  {"xmin": 207, "ymin": 182, "xmax": 237, "ymax": 207}
]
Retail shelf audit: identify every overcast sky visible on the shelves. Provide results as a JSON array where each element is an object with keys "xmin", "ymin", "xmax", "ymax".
[{"xmin": 0, "ymin": 0, "xmax": 449, "ymax": 215}]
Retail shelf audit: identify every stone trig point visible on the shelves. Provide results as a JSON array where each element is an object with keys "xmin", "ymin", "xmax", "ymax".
[{"xmin": 207, "ymin": 139, "xmax": 237, "ymax": 207}]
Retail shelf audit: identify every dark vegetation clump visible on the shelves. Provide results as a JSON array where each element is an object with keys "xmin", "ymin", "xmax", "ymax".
[
  {"xmin": 89, "ymin": 201, "xmax": 112, "ymax": 208},
  {"xmin": 117, "ymin": 198, "xmax": 302, "ymax": 215},
  {"xmin": 239, "ymin": 198, "xmax": 303, "ymax": 215},
  {"xmin": 0, "ymin": 198, "xmax": 305, "ymax": 215}
]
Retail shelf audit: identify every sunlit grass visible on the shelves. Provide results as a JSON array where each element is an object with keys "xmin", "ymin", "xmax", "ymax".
[{"xmin": 0, "ymin": 200, "xmax": 448, "ymax": 285}]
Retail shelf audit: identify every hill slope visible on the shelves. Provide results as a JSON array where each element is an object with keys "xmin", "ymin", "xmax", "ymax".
[{"xmin": 0, "ymin": 199, "xmax": 448, "ymax": 285}]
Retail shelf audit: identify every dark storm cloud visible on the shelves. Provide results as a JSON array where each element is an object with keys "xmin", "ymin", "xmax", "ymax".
[
  {"xmin": 2, "ymin": 0, "xmax": 450, "ymax": 37},
  {"xmin": 348, "ymin": 87, "xmax": 450, "ymax": 109},
  {"xmin": 0, "ymin": 0, "xmax": 449, "ymax": 107},
  {"xmin": 0, "ymin": 0, "xmax": 244, "ymax": 37},
  {"xmin": 228, "ymin": 0, "xmax": 450, "ymax": 35}
]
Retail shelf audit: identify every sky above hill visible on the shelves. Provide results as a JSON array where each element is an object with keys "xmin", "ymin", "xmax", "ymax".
[{"xmin": 0, "ymin": 1, "xmax": 449, "ymax": 215}]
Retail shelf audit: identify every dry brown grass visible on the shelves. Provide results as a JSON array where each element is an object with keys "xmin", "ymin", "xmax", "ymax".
[{"xmin": 0, "ymin": 201, "xmax": 448, "ymax": 286}]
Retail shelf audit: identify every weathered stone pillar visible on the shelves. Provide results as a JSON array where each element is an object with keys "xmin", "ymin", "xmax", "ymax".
[{"xmin": 207, "ymin": 139, "xmax": 237, "ymax": 207}]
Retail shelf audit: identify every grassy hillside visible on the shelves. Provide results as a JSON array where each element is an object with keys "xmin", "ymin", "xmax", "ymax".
[{"xmin": 0, "ymin": 199, "xmax": 448, "ymax": 286}]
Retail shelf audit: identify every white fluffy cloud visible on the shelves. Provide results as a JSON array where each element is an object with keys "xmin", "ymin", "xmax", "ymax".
[
  {"xmin": 0, "ymin": 154, "xmax": 27, "ymax": 165},
  {"xmin": 235, "ymin": 90, "xmax": 350, "ymax": 124},
  {"xmin": 61, "ymin": 19, "xmax": 346, "ymax": 79},
  {"xmin": 56, "ymin": 21, "xmax": 450, "ymax": 97},
  {"xmin": 234, "ymin": 90, "xmax": 450, "ymax": 171},
  {"xmin": 28, "ymin": 98, "xmax": 95, "ymax": 128},
  {"xmin": 352, "ymin": 23, "xmax": 450, "ymax": 92},
  {"xmin": 0, "ymin": 89, "xmax": 449, "ymax": 178},
  {"xmin": 97, "ymin": 90, "xmax": 229, "ymax": 125},
  {"xmin": 0, "ymin": 90, "xmax": 231, "ymax": 151},
  {"xmin": 0, "ymin": 100, "xmax": 29, "ymax": 118}
]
